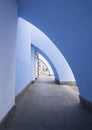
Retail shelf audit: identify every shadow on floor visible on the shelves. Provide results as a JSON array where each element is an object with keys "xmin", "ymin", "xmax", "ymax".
[{"xmin": 1, "ymin": 75, "xmax": 92, "ymax": 130}]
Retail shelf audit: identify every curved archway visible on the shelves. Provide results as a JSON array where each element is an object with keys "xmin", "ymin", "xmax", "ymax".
[
  {"xmin": 16, "ymin": 17, "xmax": 77, "ymax": 90},
  {"xmin": 38, "ymin": 55, "xmax": 54, "ymax": 76},
  {"xmin": 38, "ymin": 59, "xmax": 50, "ymax": 75},
  {"xmin": 30, "ymin": 22, "xmax": 76, "ymax": 85},
  {"xmin": 33, "ymin": 45, "xmax": 59, "ymax": 81}
]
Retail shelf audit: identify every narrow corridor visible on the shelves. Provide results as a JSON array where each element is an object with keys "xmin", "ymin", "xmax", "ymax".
[{"xmin": 2, "ymin": 75, "xmax": 92, "ymax": 130}]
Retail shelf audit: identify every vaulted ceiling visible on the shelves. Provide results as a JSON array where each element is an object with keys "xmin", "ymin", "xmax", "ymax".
[
  {"xmin": 17, "ymin": 0, "xmax": 92, "ymax": 56},
  {"xmin": 17, "ymin": 0, "xmax": 92, "ymax": 79},
  {"xmin": 17, "ymin": 0, "xmax": 92, "ymax": 102}
]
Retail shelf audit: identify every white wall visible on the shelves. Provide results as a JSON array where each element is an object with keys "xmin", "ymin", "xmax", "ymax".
[
  {"xmin": 31, "ymin": 45, "xmax": 36, "ymax": 81},
  {"xmin": 0, "ymin": 0, "xmax": 18, "ymax": 121},
  {"xmin": 35, "ymin": 58, "xmax": 38, "ymax": 77},
  {"xmin": 15, "ymin": 18, "xmax": 32, "ymax": 96}
]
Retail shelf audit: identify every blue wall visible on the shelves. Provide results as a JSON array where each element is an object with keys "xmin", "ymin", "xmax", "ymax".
[
  {"xmin": 15, "ymin": 18, "xmax": 32, "ymax": 96},
  {"xmin": 18, "ymin": 0, "xmax": 92, "ymax": 102},
  {"xmin": 31, "ymin": 23, "xmax": 75, "ymax": 82},
  {"xmin": 0, "ymin": 0, "xmax": 18, "ymax": 121}
]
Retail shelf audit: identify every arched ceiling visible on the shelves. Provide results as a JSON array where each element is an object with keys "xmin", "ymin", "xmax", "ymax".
[
  {"xmin": 17, "ymin": 0, "xmax": 92, "ymax": 63},
  {"xmin": 17, "ymin": 0, "xmax": 92, "ymax": 102}
]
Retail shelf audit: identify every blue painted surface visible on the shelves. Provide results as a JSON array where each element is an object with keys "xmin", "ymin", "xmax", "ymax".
[
  {"xmin": 31, "ymin": 22, "xmax": 75, "ymax": 82},
  {"xmin": 0, "ymin": 0, "xmax": 18, "ymax": 121},
  {"xmin": 15, "ymin": 18, "xmax": 32, "ymax": 96},
  {"xmin": 34, "ymin": 45, "xmax": 59, "ymax": 80},
  {"xmin": 15, "ymin": 59, "xmax": 31, "ymax": 95},
  {"xmin": 17, "ymin": 0, "xmax": 92, "ymax": 102}
]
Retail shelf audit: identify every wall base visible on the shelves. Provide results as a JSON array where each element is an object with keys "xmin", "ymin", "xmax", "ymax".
[
  {"xmin": 55, "ymin": 79, "xmax": 77, "ymax": 86},
  {"xmin": 59, "ymin": 81, "xmax": 77, "ymax": 86},
  {"xmin": 0, "ymin": 81, "xmax": 33, "ymax": 127},
  {"xmin": 32, "ymin": 80, "xmax": 35, "ymax": 84},
  {"xmin": 79, "ymin": 95, "xmax": 92, "ymax": 110},
  {"xmin": 15, "ymin": 81, "xmax": 32, "ymax": 103},
  {"xmin": 49, "ymin": 74, "xmax": 54, "ymax": 76},
  {"xmin": 0, "ymin": 105, "xmax": 16, "ymax": 129}
]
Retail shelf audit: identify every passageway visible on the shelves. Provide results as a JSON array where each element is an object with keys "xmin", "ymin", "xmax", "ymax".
[{"xmin": 2, "ymin": 75, "xmax": 92, "ymax": 130}]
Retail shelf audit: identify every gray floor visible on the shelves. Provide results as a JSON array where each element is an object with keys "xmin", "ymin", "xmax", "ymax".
[{"xmin": 2, "ymin": 75, "xmax": 92, "ymax": 130}]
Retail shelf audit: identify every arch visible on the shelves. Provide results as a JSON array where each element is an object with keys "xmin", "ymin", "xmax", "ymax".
[
  {"xmin": 38, "ymin": 57, "xmax": 54, "ymax": 76},
  {"xmin": 38, "ymin": 59, "xmax": 50, "ymax": 75},
  {"xmin": 17, "ymin": 17, "xmax": 76, "ymax": 85},
  {"xmin": 33, "ymin": 45, "xmax": 59, "ymax": 80},
  {"xmin": 38, "ymin": 54, "xmax": 54, "ymax": 76},
  {"xmin": 30, "ymin": 22, "xmax": 76, "ymax": 84}
]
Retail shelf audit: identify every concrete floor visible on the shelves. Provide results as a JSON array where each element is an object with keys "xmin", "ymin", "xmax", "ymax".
[{"xmin": 2, "ymin": 75, "xmax": 92, "ymax": 130}]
